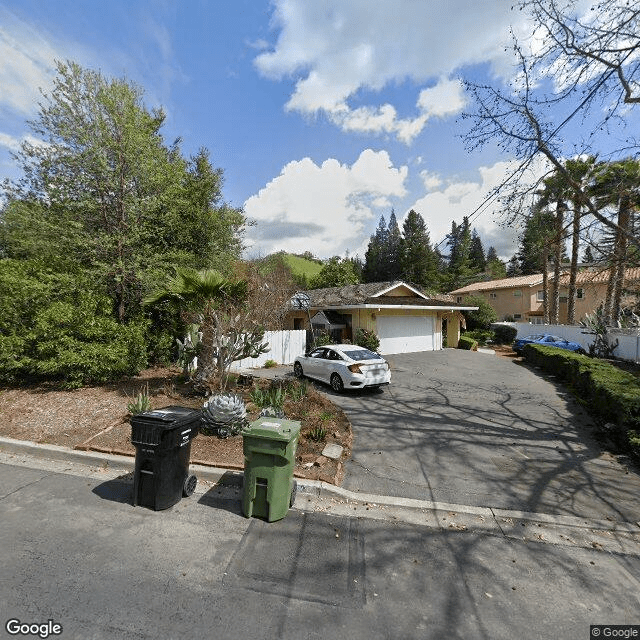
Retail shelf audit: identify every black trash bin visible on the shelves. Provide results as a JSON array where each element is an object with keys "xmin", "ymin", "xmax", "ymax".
[{"xmin": 130, "ymin": 406, "xmax": 201, "ymax": 510}]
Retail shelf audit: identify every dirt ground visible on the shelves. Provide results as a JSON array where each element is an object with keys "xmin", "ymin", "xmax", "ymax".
[{"xmin": 0, "ymin": 367, "xmax": 352, "ymax": 485}]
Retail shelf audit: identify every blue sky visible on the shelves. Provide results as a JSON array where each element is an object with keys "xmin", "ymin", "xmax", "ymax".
[{"xmin": 0, "ymin": 0, "xmax": 634, "ymax": 262}]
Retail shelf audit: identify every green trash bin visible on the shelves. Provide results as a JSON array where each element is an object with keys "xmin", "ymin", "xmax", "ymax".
[{"xmin": 242, "ymin": 417, "xmax": 300, "ymax": 522}]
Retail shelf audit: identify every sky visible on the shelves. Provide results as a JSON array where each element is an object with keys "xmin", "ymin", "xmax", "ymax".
[{"xmin": 0, "ymin": 0, "xmax": 634, "ymax": 263}]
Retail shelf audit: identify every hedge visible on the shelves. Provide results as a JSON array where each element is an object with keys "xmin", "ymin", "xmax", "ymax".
[
  {"xmin": 522, "ymin": 343, "xmax": 640, "ymax": 457},
  {"xmin": 458, "ymin": 335, "xmax": 478, "ymax": 351}
]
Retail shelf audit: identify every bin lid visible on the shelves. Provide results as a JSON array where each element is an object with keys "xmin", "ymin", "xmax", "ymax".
[
  {"xmin": 244, "ymin": 417, "xmax": 300, "ymax": 441},
  {"xmin": 130, "ymin": 406, "xmax": 201, "ymax": 430}
]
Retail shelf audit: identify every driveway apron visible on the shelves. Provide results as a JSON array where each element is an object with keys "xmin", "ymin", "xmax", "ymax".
[{"xmin": 328, "ymin": 349, "xmax": 640, "ymax": 523}]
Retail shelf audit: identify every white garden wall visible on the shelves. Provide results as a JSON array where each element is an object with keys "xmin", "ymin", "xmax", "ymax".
[
  {"xmin": 495, "ymin": 322, "xmax": 640, "ymax": 363},
  {"xmin": 230, "ymin": 330, "xmax": 306, "ymax": 371}
]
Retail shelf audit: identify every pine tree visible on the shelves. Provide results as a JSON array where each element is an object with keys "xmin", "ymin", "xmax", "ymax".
[
  {"xmin": 469, "ymin": 229, "xmax": 487, "ymax": 272},
  {"xmin": 386, "ymin": 211, "xmax": 403, "ymax": 280},
  {"xmin": 363, "ymin": 215, "xmax": 388, "ymax": 282},
  {"xmin": 446, "ymin": 217, "xmax": 474, "ymax": 290},
  {"xmin": 399, "ymin": 209, "xmax": 439, "ymax": 289}
]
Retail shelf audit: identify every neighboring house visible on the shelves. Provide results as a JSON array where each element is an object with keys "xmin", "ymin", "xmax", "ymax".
[
  {"xmin": 449, "ymin": 268, "xmax": 640, "ymax": 324},
  {"xmin": 285, "ymin": 281, "xmax": 477, "ymax": 353}
]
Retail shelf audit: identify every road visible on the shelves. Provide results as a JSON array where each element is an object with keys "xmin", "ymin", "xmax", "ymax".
[{"xmin": 1, "ymin": 451, "xmax": 639, "ymax": 640}]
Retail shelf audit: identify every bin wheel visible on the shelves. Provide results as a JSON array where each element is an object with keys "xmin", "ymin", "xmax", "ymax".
[
  {"xmin": 183, "ymin": 474, "xmax": 197, "ymax": 497},
  {"xmin": 290, "ymin": 479, "xmax": 298, "ymax": 508}
]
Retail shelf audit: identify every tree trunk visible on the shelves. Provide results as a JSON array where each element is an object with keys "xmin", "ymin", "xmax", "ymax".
[
  {"xmin": 567, "ymin": 204, "xmax": 581, "ymax": 324},
  {"xmin": 550, "ymin": 202, "xmax": 564, "ymax": 324},
  {"xmin": 611, "ymin": 197, "xmax": 631, "ymax": 323},
  {"xmin": 542, "ymin": 247, "xmax": 550, "ymax": 324}
]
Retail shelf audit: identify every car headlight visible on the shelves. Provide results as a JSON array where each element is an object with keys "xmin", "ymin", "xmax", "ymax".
[{"xmin": 348, "ymin": 364, "xmax": 362, "ymax": 374}]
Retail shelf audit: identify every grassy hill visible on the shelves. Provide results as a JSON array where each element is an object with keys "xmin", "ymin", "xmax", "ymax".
[{"xmin": 279, "ymin": 253, "xmax": 323, "ymax": 280}]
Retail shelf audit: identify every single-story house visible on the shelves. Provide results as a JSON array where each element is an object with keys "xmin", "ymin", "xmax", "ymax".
[
  {"xmin": 449, "ymin": 267, "xmax": 640, "ymax": 324},
  {"xmin": 285, "ymin": 281, "xmax": 477, "ymax": 354}
]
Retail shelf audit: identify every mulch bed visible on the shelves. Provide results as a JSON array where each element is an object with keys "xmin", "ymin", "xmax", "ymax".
[{"xmin": 0, "ymin": 367, "xmax": 352, "ymax": 485}]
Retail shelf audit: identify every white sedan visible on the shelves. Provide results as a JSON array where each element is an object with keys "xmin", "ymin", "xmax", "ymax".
[{"xmin": 293, "ymin": 344, "xmax": 391, "ymax": 392}]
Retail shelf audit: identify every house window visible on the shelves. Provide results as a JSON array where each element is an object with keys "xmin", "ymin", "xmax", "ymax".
[
  {"xmin": 489, "ymin": 293, "xmax": 497, "ymax": 299},
  {"xmin": 577, "ymin": 288, "xmax": 584, "ymax": 299},
  {"xmin": 513, "ymin": 290, "xmax": 522, "ymax": 297},
  {"xmin": 456, "ymin": 296, "xmax": 463, "ymax": 303},
  {"xmin": 530, "ymin": 316, "xmax": 544, "ymax": 325},
  {"xmin": 536, "ymin": 290, "xmax": 545, "ymax": 302},
  {"xmin": 514, "ymin": 313, "xmax": 522, "ymax": 319}
]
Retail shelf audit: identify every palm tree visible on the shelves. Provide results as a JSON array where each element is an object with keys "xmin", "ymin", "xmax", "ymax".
[
  {"xmin": 592, "ymin": 159, "xmax": 640, "ymax": 325},
  {"xmin": 144, "ymin": 268, "xmax": 249, "ymax": 382},
  {"xmin": 564, "ymin": 156, "xmax": 596, "ymax": 324}
]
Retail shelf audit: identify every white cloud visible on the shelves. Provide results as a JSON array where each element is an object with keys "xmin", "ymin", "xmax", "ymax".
[
  {"xmin": 405, "ymin": 159, "xmax": 550, "ymax": 260},
  {"xmin": 255, "ymin": 0, "xmax": 524, "ymax": 142},
  {"xmin": 244, "ymin": 149, "xmax": 407, "ymax": 258},
  {"xmin": 0, "ymin": 8, "xmax": 58, "ymax": 115}
]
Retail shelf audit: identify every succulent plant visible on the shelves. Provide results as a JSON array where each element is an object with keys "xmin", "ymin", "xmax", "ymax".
[{"xmin": 202, "ymin": 393, "xmax": 247, "ymax": 438}]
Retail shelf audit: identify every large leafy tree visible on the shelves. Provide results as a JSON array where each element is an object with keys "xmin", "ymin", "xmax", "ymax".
[
  {"xmin": 3, "ymin": 60, "xmax": 244, "ymax": 322},
  {"xmin": 309, "ymin": 256, "xmax": 360, "ymax": 289}
]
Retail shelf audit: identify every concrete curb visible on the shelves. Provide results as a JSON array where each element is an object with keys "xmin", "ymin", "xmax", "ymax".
[{"xmin": 2, "ymin": 436, "xmax": 639, "ymax": 535}]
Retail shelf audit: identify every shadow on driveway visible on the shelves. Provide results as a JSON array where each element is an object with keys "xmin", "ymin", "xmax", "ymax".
[{"xmin": 329, "ymin": 349, "xmax": 640, "ymax": 523}]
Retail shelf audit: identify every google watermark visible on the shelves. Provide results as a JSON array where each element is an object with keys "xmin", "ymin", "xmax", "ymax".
[
  {"xmin": 5, "ymin": 619, "xmax": 63, "ymax": 639},
  {"xmin": 591, "ymin": 626, "xmax": 640, "ymax": 638}
]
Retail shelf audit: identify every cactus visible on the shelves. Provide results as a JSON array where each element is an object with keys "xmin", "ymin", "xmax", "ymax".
[{"xmin": 202, "ymin": 393, "xmax": 247, "ymax": 438}]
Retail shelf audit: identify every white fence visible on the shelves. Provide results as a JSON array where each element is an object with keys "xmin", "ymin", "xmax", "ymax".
[
  {"xmin": 496, "ymin": 322, "xmax": 640, "ymax": 363},
  {"xmin": 230, "ymin": 330, "xmax": 306, "ymax": 371}
]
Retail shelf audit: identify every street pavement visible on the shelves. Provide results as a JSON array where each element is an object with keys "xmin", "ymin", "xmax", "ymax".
[
  {"xmin": 1, "ymin": 349, "xmax": 640, "ymax": 639},
  {"xmin": 1, "ymin": 451, "xmax": 639, "ymax": 640}
]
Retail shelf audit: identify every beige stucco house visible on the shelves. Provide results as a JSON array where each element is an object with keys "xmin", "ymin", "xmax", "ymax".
[
  {"xmin": 449, "ymin": 268, "xmax": 640, "ymax": 324},
  {"xmin": 285, "ymin": 281, "xmax": 477, "ymax": 353}
]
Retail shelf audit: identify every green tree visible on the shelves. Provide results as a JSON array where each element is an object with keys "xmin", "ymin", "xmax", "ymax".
[
  {"xmin": 3, "ymin": 60, "xmax": 244, "ymax": 322},
  {"xmin": 446, "ymin": 217, "xmax": 474, "ymax": 290},
  {"xmin": 363, "ymin": 215, "xmax": 388, "ymax": 282},
  {"xmin": 399, "ymin": 209, "xmax": 439, "ymax": 289},
  {"xmin": 309, "ymin": 256, "xmax": 360, "ymax": 289},
  {"xmin": 462, "ymin": 294, "xmax": 498, "ymax": 331},
  {"xmin": 385, "ymin": 211, "xmax": 403, "ymax": 280},
  {"xmin": 469, "ymin": 229, "xmax": 486, "ymax": 272},
  {"xmin": 486, "ymin": 247, "xmax": 507, "ymax": 279},
  {"xmin": 144, "ymin": 269, "xmax": 267, "ymax": 389}
]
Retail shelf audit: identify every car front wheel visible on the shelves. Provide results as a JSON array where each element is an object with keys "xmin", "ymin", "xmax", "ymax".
[
  {"xmin": 294, "ymin": 362, "xmax": 304, "ymax": 378},
  {"xmin": 330, "ymin": 373, "xmax": 344, "ymax": 393}
]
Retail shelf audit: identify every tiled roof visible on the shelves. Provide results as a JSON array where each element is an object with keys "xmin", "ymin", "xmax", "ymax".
[
  {"xmin": 304, "ymin": 281, "xmax": 457, "ymax": 307},
  {"xmin": 560, "ymin": 267, "xmax": 640, "ymax": 285},
  {"xmin": 449, "ymin": 274, "xmax": 545, "ymax": 295},
  {"xmin": 450, "ymin": 267, "xmax": 640, "ymax": 295}
]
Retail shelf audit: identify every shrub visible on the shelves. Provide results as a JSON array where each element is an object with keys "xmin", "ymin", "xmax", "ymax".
[
  {"xmin": 462, "ymin": 295, "xmax": 498, "ymax": 331},
  {"xmin": 521, "ymin": 343, "xmax": 640, "ymax": 453},
  {"xmin": 493, "ymin": 324, "xmax": 517, "ymax": 345},
  {"xmin": 264, "ymin": 359, "xmax": 277, "ymax": 368},
  {"xmin": 354, "ymin": 328, "xmax": 380, "ymax": 352},
  {"xmin": 463, "ymin": 329, "xmax": 492, "ymax": 345},
  {"xmin": 458, "ymin": 335, "xmax": 478, "ymax": 350}
]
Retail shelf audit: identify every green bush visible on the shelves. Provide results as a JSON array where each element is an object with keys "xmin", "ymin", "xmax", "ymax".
[
  {"xmin": 354, "ymin": 328, "xmax": 380, "ymax": 352},
  {"xmin": 0, "ymin": 259, "xmax": 148, "ymax": 388},
  {"xmin": 493, "ymin": 324, "xmax": 517, "ymax": 345},
  {"xmin": 458, "ymin": 335, "xmax": 478, "ymax": 350},
  {"xmin": 462, "ymin": 329, "xmax": 492, "ymax": 345},
  {"xmin": 522, "ymin": 344, "xmax": 640, "ymax": 453},
  {"xmin": 462, "ymin": 295, "xmax": 497, "ymax": 331}
]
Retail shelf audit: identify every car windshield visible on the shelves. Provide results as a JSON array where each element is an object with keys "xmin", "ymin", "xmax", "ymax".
[
  {"xmin": 342, "ymin": 349, "xmax": 383, "ymax": 361},
  {"xmin": 522, "ymin": 335, "xmax": 544, "ymax": 341}
]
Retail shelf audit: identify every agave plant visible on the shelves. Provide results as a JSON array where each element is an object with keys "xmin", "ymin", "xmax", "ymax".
[{"xmin": 202, "ymin": 393, "xmax": 248, "ymax": 438}]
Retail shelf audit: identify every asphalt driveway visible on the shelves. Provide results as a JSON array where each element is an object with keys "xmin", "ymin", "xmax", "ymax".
[{"xmin": 327, "ymin": 349, "xmax": 640, "ymax": 523}]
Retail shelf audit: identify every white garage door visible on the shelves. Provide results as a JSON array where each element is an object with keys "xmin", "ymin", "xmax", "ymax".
[{"xmin": 376, "ymin": 315, "xmax": 435, "ymax": 354}]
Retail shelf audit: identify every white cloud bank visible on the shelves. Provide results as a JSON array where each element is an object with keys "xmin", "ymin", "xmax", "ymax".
[
  {"xmin": 244, "ymin": 149, "xmax": 407, "ymax": 257},
  {"xmin": 0, "ymin": 8, "xmax": 58, "ymax": 116},
  {"xmin": 255, "ymin": 0, "xmax": 527, "ymax": 142}
]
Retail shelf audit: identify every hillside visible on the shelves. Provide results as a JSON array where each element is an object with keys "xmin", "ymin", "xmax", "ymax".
[{"xmin": 279, "ymin": 253, "xmax": 324, "ymax": 280}]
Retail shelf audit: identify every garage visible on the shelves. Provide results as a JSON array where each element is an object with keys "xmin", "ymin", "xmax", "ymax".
[{"xmin": 376, "ymin": 315, "xmax": 435, "ymax": 354}]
